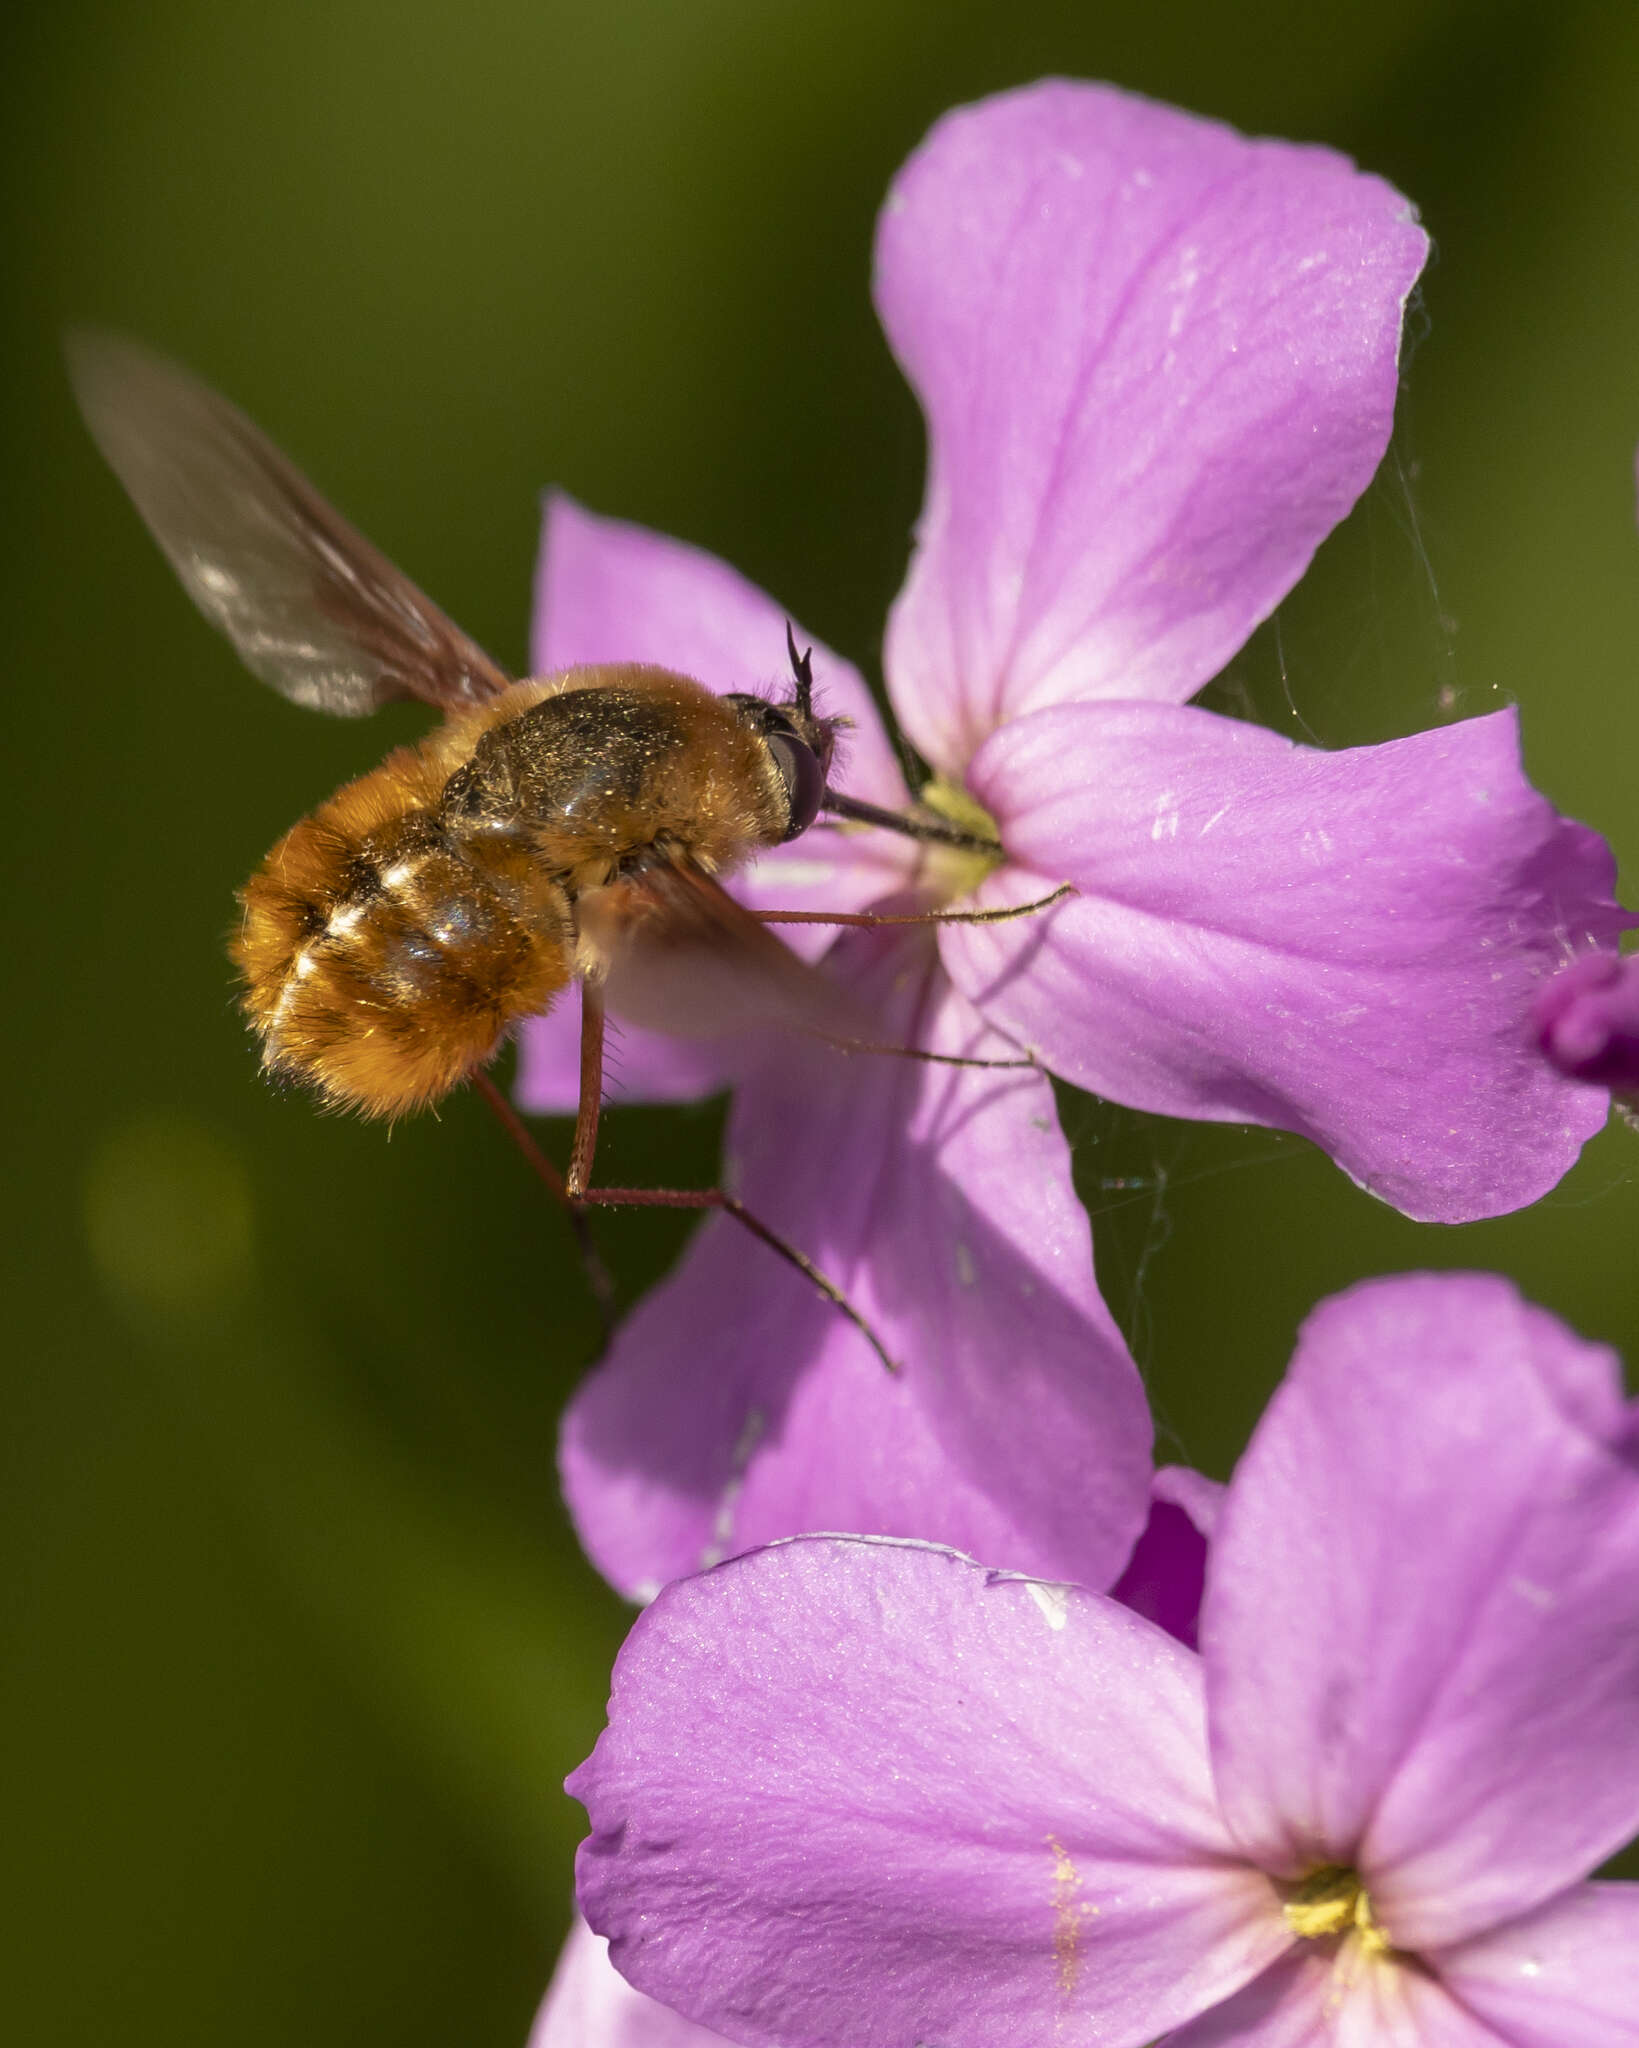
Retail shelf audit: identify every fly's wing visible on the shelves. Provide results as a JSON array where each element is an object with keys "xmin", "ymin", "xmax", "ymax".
[
  {"xmin": 578, "ymin": 857, "xmax": 880, "ymax": 1049},
  {"xmin": 67, "ymin": 330, "xmax": 512, "ymax": 716}
]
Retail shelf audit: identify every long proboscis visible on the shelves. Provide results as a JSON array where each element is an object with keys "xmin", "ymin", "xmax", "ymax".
[{"xmin": 820, "ymin": 787, "xmax": 1005, "ymax": 856}]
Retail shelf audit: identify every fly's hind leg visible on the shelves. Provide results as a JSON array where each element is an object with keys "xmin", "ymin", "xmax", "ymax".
[
  {"xmin": 573, "ymin": 1182, "xmax": 900, "ymax": 1376},
  {"xmin": 469, "ymin": 1064, "xmax": 616, "ymax": 1335},
  {"xmin": 508, "ymin": 980, "xmax": 902, "ymax": 1374}
]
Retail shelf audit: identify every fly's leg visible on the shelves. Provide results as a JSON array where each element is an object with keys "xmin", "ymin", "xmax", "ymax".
[
  {"xmin": 469, "ymin": 1065, "xmax": 615, "ymax": 1333},
  {"xmin": 574, "ymin": 1183, "xmax": 899, "ymax": 1376},
  {"xmin": 751, "ymin": 884, "xmax": 1072, "ymax": 929},
  {"xmin": 752, "ymin": 890, "xmax": 1067, "ymax": 1069},
  {"xmin": 551, "ymin": 982, "xmax": 900, "ymax": 1373},
  {"xmin": 567, "ymin": 977, "xmax": 607, "ymax": 1199},
  {"xmin": 815, "ymin": 1037, "xmax": 1037, "ymax": 1071}
]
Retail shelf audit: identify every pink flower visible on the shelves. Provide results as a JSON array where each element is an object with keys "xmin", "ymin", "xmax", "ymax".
[
  {"xmin": 523, "ymin": 81, "xmax": 1630, "ymax": 1600},
  {"xmin": 1535, "ymin": 948, "xmax": 1639, "ymax": 1092},
  {"xmin": 522, "ymin": 1475, "xmax": 1220, "ymax": 2048},
  {"xmin": 571, "ymin": 1273, "xmax": 1639, "ymax": 2048},
  {"xmin": 1109, "ymin": 1463, "xmax": 1222, "ymax": 1651}
]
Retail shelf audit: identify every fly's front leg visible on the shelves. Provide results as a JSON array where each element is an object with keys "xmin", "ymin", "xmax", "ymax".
[{"xmin": 750, "ymin": 883, "xmax": 1072, "ymax": 930}]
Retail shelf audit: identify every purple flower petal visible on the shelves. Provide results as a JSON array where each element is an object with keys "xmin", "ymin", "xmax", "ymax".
[
  {"xmin": 949, "ymin": 702, "xmax": 1630, "ymax": 1222},
  {"xmin": 528, "ymin": 1916, "xmax": 733, "ymax": 2048},
  {"xmin": 1110, "ymin": 1465, "xmax": 1224, "ymax": 1650},
  {"xmin": 876, "ymin": 81, "xmax": 1428, "ymax": 773},
  {"xmin": 1162, "ymin": 1942, "xmax": 1511, "ymax": 2046},
  {"xmin": 1155, "ymin": 1461, "xmax": 1226, "ymax": 1536},
  {"xmin": 1534, "ymin": 948, "xmax": 1639, "ymax": 1090},
  {"xmin": 1202, "ymin": 1273, "xmax": 1639, "ymax": 1950},
  {"xmin": 1434, "ymin": 1883, "xmax": 1639, "ymax": 2048},
  {"xmin": 560, "ymin": 929, "xmax": 1152, "ymax": 1599},
  {"xmin": 572, "ymin": 1537, "xmax": 1287, "ymax": 2048}
]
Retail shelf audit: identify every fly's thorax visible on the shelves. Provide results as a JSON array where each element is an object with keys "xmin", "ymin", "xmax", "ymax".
[
  {"xmin": 233, "ymin": 734, "xmax": 572, "ymax": 1118},
  {"xmin": 438, "ymin": 666, "xmax": 792, "ymax": 886}
]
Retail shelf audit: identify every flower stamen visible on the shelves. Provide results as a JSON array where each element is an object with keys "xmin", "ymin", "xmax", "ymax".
[
  {"xmin": 1282, "ymin": 1866, "xmax": 1391, "ymax": 1955},
  {"xmin": 919, "ymin": 777, "xmax": 1007, "ymax": 898}
]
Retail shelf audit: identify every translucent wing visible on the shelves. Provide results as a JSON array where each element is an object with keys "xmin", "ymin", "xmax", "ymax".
[
  {"xmin": 578, "ymin": 856, "xmax": 879, "ymax": 1048},
  {"xmin": 67, "ymin": 330, "xmax": 512, "ymax": 716}
]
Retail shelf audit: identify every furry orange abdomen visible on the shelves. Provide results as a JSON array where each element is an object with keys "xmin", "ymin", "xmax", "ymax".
[{"xmin": 233, "ymin": 736, "xmax": 573, "ymax": 1118}]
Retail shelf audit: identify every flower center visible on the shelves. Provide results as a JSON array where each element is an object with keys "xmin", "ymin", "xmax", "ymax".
[
  {"xmin": 1281, "ymin": 1866, "xmax": 1391, "ymax": 1955},
  {"xmin": 919, "ymin": 777, "xmax": 1007, "ymax": 900}
]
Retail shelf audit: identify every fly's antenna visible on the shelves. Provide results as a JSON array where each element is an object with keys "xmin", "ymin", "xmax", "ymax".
[{"xmin": 785, "ymin": 620, "xmax": 815, "ymax": 721}]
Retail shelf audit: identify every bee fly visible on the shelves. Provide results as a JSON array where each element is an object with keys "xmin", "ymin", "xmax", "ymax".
[{"xmin": 68, "ymin": 333, "xmax": 1061, "ymax": 1364}]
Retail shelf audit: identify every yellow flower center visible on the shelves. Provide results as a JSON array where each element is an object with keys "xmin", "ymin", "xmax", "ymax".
[
  {"xmin": 918, "ymin": 776, "xmax": 1007, "ymax": 901},
  {"xmin": 1281, "ymin": 1866, "xmax": 1392, "ymax": 1956}
]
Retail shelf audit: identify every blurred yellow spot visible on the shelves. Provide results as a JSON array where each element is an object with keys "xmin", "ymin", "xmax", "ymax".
[{"xmin": 84, "ymin": 1111, "xmax": 255, "ymax": 1321}]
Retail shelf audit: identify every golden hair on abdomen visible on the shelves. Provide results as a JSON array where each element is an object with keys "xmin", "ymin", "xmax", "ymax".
[
  {"xmin": 233, "ymin": 733, "xmax": 573, "ymax": 1118},
  {"xmin": 65, "ymin": 333, "xmax": 854, "ymax": 1125}
]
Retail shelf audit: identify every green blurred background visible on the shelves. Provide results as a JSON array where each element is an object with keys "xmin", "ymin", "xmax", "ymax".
[{"xmin": 4, "ymin": 1, "xmax": 1637, "ymax": 2039}]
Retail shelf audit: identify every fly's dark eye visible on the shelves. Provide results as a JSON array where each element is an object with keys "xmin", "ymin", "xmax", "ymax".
[
  {"xmin": 767, "ymin": 730, "xmax": 825, "ymax": 841},
  {"xmin": 723, "ymin": 693, "xmax": 827, "ymax": 839}
]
